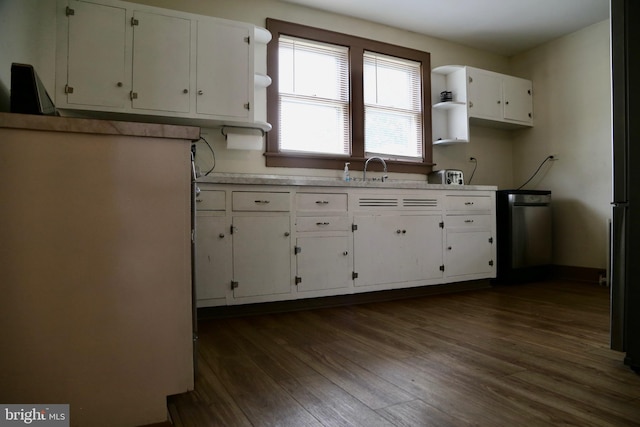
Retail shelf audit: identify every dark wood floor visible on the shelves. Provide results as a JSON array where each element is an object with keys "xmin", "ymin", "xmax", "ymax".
[{"xmin": 168, "ymin": 281, "xmax": 640, "ymax": 426}]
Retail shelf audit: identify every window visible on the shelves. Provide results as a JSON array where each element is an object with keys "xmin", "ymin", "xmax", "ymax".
[
  {"xmin": 266, "ymin": 19, "xmax": 432, "ymax": 174},
  {"xmin": 278, "ymin": 36, "xmax": 350, "ymax": 155},
  {"xmin": 364, "ymin": 52, "xmax": 423, "ymax": 161}
]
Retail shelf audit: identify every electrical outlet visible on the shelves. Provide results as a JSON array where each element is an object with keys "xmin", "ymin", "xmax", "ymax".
[{"xmin": 549, "ymin": 153, "xmax": 559, "ymax": 161}]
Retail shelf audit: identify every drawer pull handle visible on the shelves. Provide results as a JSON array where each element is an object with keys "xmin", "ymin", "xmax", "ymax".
[
  {"xmin": 316, "ymin": 222, "xmax": 330, "ymax": 226},
  {"xmin": 464, "ymin": 219, "xmax": 474, "ymax": 223},
  {"xmin": 464, "ymin": 201, "xmax": 475, "ymax": 205},
  {"xmin": 316, "ymin": 200, "xmax": 329, "ymax": 205},
  {"xmin": 254, "ymin": 200, "xmax": 271, "ymax": 204}
]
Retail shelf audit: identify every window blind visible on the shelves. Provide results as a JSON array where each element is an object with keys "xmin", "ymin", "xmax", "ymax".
[
  {"xmin": 363, "ymin": 51, "xmax": 423, "ymax": 161},
  {"xmin": 278, "ymin": 36, "xmax": 350, "ymax": 155}
]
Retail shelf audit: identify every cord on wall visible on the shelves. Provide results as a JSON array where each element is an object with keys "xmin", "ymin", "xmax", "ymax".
[
  {"xmin": 468, "ymin": 157, "xmax": 477, "ymax": 184},
  {"xmin": 516, "ymin": 155, "xmax": 555, "ymax": 190}
]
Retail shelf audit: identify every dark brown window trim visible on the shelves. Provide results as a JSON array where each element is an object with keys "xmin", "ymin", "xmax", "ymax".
[{"xmin": 265, "ymin": 18, "xmax": 434, "ymax": 175}]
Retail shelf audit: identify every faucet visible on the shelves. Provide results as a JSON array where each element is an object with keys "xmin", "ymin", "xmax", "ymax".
[{"xmin": 363, "ymin": 156, "xmax": 388, "ymax": 182}]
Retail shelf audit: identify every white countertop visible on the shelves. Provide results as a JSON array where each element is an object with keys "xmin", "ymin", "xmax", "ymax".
[{"xmin": 197, "ymin": 173, "xmax": 497, "ymax": 191}]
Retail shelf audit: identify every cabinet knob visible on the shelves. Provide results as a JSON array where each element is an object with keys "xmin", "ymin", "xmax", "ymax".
[
  {"xmin": 183, "ymin": 89, "xmax": 189, "ymax": 94},
  {"xmin": 505, "ymin": 101, "xmax": 509, "ymax": 105},
  {"xmin": 198, "ymin": 90, "xmax": 204, "ymax": 95},
  {"xmin": 497, "ymin": 100, "xmax": 501, "ymax": 104},
  {"xmin": 343, "ymin": 251, "xmax": 348, "ymax": 256},
  {"xmin": 396, "ymin": 229, "xmax": 402, "ymax": 234},
  {"xmin": 219, "ymin": 233, "xmax": 225, "ymax": 238},
  {"xmin": 284, "ymin": 231, "xmax": 290, "ymax": 237},
  {"xmin": 448, "ymin": 246, "xmax": 452, "ymax": 251},
  {"xmin": 469, "ymin": 101, "xmax": 474, "ymax": 108},
  {"xmin": 402, "ymin": 229, "xmax": 407, "ymax": 234},
  {"xmin": 117, "ymin": 82, "xmax": 123, "ymax": 87}
]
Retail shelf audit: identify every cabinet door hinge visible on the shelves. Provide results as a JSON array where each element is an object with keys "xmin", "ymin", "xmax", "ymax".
[
  {"xmin": 65, "ymin": 6, "xmax": 75, "ymax": 16},
  {"xmin": 295, "ymin": 276, "xmax": 302, "ymax": 285},
  {"xmin": 469, "ymin": 76, "xmax": 473, "ymax": 83},
  {"xmin": 64, "ymin": 84, "xmax": 74, "ymax": 94},
  {"xmin": 352, "ymin": 272, "xmax": 358, "ymax": 280},
  {"xmin": 489, "ymin": 260, "xmax": 494, "ymax": 266},
  {"xmin": 439, "ymin": 221, "xmax": 444, "ymax": 228},
  {"xmin": 488, "ymin": 237, "xmax": 493, "ymax": 244},
  {"xmin": 440, "ymin": 265, "xmax": 445, "ymax": 272},
  {"xmin": 352, "ymin": 224, "xmax": 358, "ymax": 232},
  {"xmin": 294, "ymin": 246, "xmax": 302, "ymax": 254},
  {"xmin": 244, "ymin": 102, "xmax": 250, "ymax": 110},
  {"xmin": 131, "ymin": 17, "xmax": 139, "ymax": 26},
  {"xmin": 230, "ymin": 225, "xmax": 236, "ymax": 235},
  {"xmin": 244, "ymin": 36, "xmax": 250, "ymax": 44},
  {"xmin": 230, "ymin": 281, "xmax": 239, "ymax": 289}
]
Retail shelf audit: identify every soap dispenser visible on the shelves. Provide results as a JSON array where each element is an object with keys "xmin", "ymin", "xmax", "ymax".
[{"xmin": 343, "ymin": 162, "xmax": 350, "ymax": 182}]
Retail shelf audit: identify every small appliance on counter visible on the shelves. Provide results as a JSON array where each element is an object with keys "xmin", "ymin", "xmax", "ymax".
[{"xmin": 428, "ymin": 169, "xmax": 464, "ymax": 185}]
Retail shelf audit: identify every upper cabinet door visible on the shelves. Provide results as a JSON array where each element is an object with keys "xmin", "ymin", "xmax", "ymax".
[
  {"xmin": 131, "ymin": 10, "xmax": 191, "ymax": 113},
  {"xmin": 503, "ymin": 76, "xmax": 533, "ymax": 123},
  {"xmin": 196, "ymin": 21, "xmax": 251, "ymax": 119},
  {"xmin": 467, "ymin": 68, "xmax": 502, "ymax": 120},
  {"xmin": 66, "ymin": 0, "xmax": 127, "ymax": 108}
]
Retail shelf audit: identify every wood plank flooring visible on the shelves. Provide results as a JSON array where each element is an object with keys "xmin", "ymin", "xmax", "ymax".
[{"xmin": 168, "ymin": 281, "xmax": 640, "ymax": 426}]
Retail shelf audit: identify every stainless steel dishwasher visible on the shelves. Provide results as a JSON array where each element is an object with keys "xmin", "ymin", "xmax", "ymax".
[{"xmin": 496, "ymin": 190, "xmax": 552, "ymax": 282}]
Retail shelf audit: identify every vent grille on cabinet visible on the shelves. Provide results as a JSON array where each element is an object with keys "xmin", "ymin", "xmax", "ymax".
[
  {"xmin": 358, "ymin": 197, "xmax": 398, "ymax": 207},
  {"xmin": 403, "ymin": 198, "xmax": 439, "ymax": 207}
]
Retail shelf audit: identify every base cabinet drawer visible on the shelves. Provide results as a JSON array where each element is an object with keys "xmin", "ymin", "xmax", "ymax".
[
  {"xmin": 296, "ymin": 216, "xmax": 350, "ymax": 232},
  {"xmin": 446, "ymin": 214, "xmax": 491, "ymax": 228},
  {"xmin": 296, "ymin": 193, "xmax": 347, "ymax": 212},
  {"xmin": 196, "ymin": 190, "xmax": 226, "ymax": 211},
  {"xmin": 446, "ymin": 195, "xmax": 492, "ymax": 212},
  {"xmin": 232, "ymin": 191, "xmax": 291, "ymax": 211}
]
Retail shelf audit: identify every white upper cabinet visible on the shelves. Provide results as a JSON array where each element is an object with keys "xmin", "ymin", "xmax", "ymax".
[
  {"xmin": 55, "ymin": 0, "xmax": 271, "ymax": 131},
  {"xmin": 196, "ymin": 21, "xmax": 250, "ymax": 119},
  {"xmin": 64, "ymin": 0, "xmax": 127, "ymax": 108},
  {"xmin": 467, "ymin": 67, "xmax": 533, "ymax": 125},
  {"xmin": 502, "ymin": 76, "xmax": 533, "ymax": 123},
  {"xmin": 131, "ymin": 11, "xmax": 191, "ymax": 113},
  {"xmin": 431, "ymin": 65, "xmax": 533, "ymax": 145}
]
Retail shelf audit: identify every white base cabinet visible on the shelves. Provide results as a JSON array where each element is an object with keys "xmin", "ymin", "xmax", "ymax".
[
  {"xmin": 353, "ymin": 214, "xmax": 443, "ymax": 288},
  {"xmin": 231, "ymin": 215, "xmax": 292, "ymax": 299},
  {"xmin": 195, "ymin": 184, "xmax": 497, "ymax": 307}
]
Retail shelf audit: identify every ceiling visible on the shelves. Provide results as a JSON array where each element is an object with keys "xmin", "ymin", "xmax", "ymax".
[{"xmin": 280, "ymin": 0, "xmax": 610, "ymax": 56}]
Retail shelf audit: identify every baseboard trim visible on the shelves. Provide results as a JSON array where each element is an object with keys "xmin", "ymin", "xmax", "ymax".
[
  {"xmin": 552, "ymin": 265, "xmax": 607, "ymax": 284},
  {"xmin": 198, "ymin": 280, "xmax": 491, "ymax": 319}
]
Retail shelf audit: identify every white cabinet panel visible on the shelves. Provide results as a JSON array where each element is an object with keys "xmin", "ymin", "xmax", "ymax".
[
  {"xmin": 467, "ymin": 68, "xmax": 502, "ymax": 121},
  {"xmin": 196, "ymin": 215, "xmax": 231, "ymax": 305},
  {"xmin": 354, "ymin": 214, "xmax": 443, "ymax": 287},
  {"xmin": 231, "ymin": 215, "xmax": 291, "ymax": 298},
  {"xmin": 296, "ymin": 236, "xmax": 351, "ymax": 293},
  {"xmin": 131, "ymin": 10, "xmax": 191, "ymax": 113},
  {"xmin": 196, "ymin": 21, "xmax": 250, "ymax": 118},
  {"xmin": 66, "ymin": 0, "xmax": 127, "ymax": 108},
  {"xmin": 503, "ymin": 77, "xmax": 533, "ymax": 123},
  {"xmin": 445, "ymin": 230, "xmax": 493, "ymax": 278}
]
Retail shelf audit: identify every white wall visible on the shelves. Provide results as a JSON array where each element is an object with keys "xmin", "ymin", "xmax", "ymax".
[
  {"xmin": 0, "ymin": 0, "xmax": 56, "ymax": 112},
  {"xmin": 510, "ymin": 20, "xmax": 612, "ymax": 269}
]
